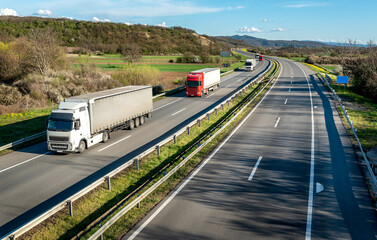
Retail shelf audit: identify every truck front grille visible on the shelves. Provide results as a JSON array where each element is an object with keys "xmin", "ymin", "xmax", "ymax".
[
  {"xmin": 51, "ymin": 144, "xmax": 68, "ymax": 151},
  {"xmin": 49, "ymin": 136, "xmax": 69, "ymax": 141}
]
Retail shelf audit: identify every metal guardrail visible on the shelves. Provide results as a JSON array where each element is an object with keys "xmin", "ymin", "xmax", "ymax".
[
  {"xmin": 317, "ymin": 73, "xmax": 377, "ymax": 190},
  {"xmin": 0, "ymin": 131, "xmax": 47, "ymax": 152},
  {"xmin": 1, "ymin": 60, "xmax": 273, "ymax": 240},
  {"xmin": 87, "ymin": 59, "xmax": 280, "ymax": 240}
]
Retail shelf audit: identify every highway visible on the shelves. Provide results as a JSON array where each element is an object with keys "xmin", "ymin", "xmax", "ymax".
[
  {"xmin": 0, "ymin": 59, "xmax": 270, "ymax": 236},
  {"xmin": 124, "ymin": 57, "xmax": 377, "ymax": 240}
]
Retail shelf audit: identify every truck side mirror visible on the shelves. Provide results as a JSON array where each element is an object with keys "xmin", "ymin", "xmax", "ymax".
[{"xmin": 74, "ymin": 120, "xmax": 81, "ymax": 130}]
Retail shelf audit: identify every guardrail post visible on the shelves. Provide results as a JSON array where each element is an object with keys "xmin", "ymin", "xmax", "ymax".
[
  {"xmin": 9, "ymin": 235, "xmax": 15, "ymax": 240},
  {"xmin": 173, "ymin": 135, "xmax": 177, "ymax": 144},
  {"xmin": 232, "ymin": 97, "xmax": 235, "ymax": 103},
  {"xmin": 99, "ymin": 234, "xmax": 103, "ymax": 240},
  {"xmin": 67, "ymin": 200, "xmax": 73, "ymax": 217},
  {"xmin": 198, "ymin": 119, "xmax": 201, "ymax": 127},
  {"xmin": 106, "ymin": 176, "xmax": 111, "ymax": 191},
  {"xmin": 137, "ymin": 195, "xmax": 140, "ymax": 208},
  {"xmin": 134, "ymin": 158, "xmax": 139, "ymax": 170},
  {"xmin": 215, "ymin": 108, "xmax": 218, "ymax": 115},
  {"xmin": 207, "ymin": 114, "xmax": 210, "ymax": 120},
  {"xmin": 227, "ymin": 100, "xmax": 230, "ymax": 106},
  {"xmin": 187, "ymin": 127, "xmax": 190, "ymax": 135},
  {"xmin": 156, "ymin": 145, "xmax": 160, "ymax": 156},
  {"xmin": 222, "ymin": 104, "xmax": 224, "ymax": 110}
]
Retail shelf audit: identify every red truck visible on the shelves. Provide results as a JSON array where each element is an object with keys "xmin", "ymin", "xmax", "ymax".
[
  {"xmin": 186, "ymin": 68, "xmax": 221, "ymax": 97},
  {"xmin": 259, "ymin": 55, "xmax": 263, "ymax": 61}
]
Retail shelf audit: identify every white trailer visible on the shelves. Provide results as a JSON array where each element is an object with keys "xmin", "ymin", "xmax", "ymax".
[
  {"xmin": 47, "ymin": 86, "xmax": 152, "ymax": 153},
  {"xmin": 245, "ymin": 59, "xmax": 255, "ymax": 72}
]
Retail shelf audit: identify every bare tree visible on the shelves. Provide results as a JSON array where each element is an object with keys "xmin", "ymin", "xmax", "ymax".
[
  {"xmin": 27, "ymin": 28, "xmax": 64, "ymax": 74},
  {"xmin": 120, "ymin": 43, "xmax": 142, "ymax": 67}
]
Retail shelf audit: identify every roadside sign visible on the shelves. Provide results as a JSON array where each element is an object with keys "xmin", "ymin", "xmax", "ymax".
[{"xmin": 337, "ymin": 76, "xmax": 349, "ymax": 84}]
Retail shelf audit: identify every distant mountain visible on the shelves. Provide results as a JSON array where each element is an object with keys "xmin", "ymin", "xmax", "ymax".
[
  {"xmin": 219, "ymin": 35, "xmax": 328, "ymax": 48},
  {"xmin": 320, "ymin": 41, "xmax": 368, "ymax": 48}
]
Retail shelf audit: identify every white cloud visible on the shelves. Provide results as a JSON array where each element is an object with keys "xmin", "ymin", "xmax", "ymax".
[
  {"xmin": 156, "ymin": 21, "xmax": 167, "ymax": 27},
  {"xmin": 35, "ymin": 9, "xmax": 52, "ymax": 16},
  {"xmin": 285, "ymin": 2, "xmax": 328, "ymax": 8},
  {"xmin": 271, "ymin": 28, "xmax": 287, "ymax": 32},
  {"xmin": 237, "ymin": 26, "xmax": 262, "ymax": 33},
  {"xmin": 0, "ymin": 8, "xmax": 18, "ymax": 16},
  {"xmin": 93, "ymin": 17, "xmax": 111, "ymax": 22},
  {"xmin": 262, "ymin": 19, "xmax": 268, "ymax": 22}
]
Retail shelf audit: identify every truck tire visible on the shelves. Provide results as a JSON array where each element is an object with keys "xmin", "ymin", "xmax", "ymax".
[
  {"xmin": 129, "ymin": 120, "xmax": 135, "ymax": 130},
  {"xmin": 78, "ymin": 140, "xmax": 86, "ymax": 153},
  {"xmin": 140, "ymin": 116, "xmax": 145, "ymax": 125},
  {"xmin": 102, "ymin": 131, "xmax": 109, "ymax": 143},
  {"xmin": 135, "ymin": 117, "xmax": 140, "ymax": 128}
]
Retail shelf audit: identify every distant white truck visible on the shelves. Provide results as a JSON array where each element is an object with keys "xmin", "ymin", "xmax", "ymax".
[
  {"xmin": 245, "ymin": 59, "xmax": 256, "ymax": 72},
  {"xmin": 47, "ymin": 86, "xmax": 152, "ymax": 153}
]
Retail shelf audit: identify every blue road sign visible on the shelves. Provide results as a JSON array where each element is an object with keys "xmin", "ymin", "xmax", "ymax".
[{"xmin": 337, "ymin": 76, "xmax": 349, "ymax": 84}]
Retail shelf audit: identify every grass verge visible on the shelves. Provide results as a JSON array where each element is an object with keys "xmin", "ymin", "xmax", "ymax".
[{"xmin": 20, "ymin": 62, "xmax": 277, "ymax": 240}]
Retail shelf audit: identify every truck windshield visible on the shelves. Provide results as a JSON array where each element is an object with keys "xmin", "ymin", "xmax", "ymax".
[
  {"xmin": 245, "ymin": 62, "xmax": 252, "ymax": 66},
  {"xmin": 187, "ymin": 81, "xmax": 200, "ymax": 87},
  {"xmin": 48, "ymin": 120, "xmax": 73, "ymax": 131}
]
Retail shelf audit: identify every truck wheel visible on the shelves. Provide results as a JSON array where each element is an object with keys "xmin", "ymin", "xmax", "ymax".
[
  {"xmin": 135, "ymin": 117, "xmax": 140, "ymax": 128},
  {"xmin": 78, "ymin": 140, "xmax": 86, "ymax": 153},
  {"xmin": 129, "ymin": 120, "xmax": 134, "ymax": 130},
  {"xmin": 140, "ymin": 116, "xmax": 145, "ymax": 125},
  {"xmin": 102, "ymin": 131, "xmax": 109, "ymax": 143}
]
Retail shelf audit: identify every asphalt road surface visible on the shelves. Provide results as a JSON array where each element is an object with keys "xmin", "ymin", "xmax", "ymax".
[
  {"xmin": 123, "ymin": 57, "xmax": 377, "ymax": 240},
  {"xmin": 0, "ymin": 59, "xmax": 270, "ymax": 237}
]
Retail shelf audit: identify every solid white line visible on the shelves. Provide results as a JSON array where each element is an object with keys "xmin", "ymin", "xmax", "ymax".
[
  {"xmin": 248, "ymin": 156, "xmax": 263, "ymax": 181},
  {"xmin": 205, "ymin": 93, "xmax": 215, "ymax": 99},
  {"xmin": 153, "ymin": 98, "xmax": 182, "ymax": 112},
  {"xmin": 284, "ymin": 99, "xmax": 288, "ymax": 105},
  {"xmin": 274, "ymin": 117, "xmax": 281, "ymax": 128},
  {"xmin": 0, "ymin": 152, "xmax": 50, "ymax": 174},
  {"xmin": 295, "ymin": 63, "xmax": 315, "ymax": 240},
  {"xmin": 128, "ymin": 62, "xmax": 284, "ymax": 240},
  {"xmin": 171, "ymin": 108, "xmax": 186, "ymax": 116},
  {"xmin": 97, "ymin": 135, "xmax": 131, "ymax": 152}
]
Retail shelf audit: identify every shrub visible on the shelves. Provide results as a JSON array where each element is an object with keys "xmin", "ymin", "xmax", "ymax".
[{"xmin": 0, "ymin": 84, "xmax": 22, "ymax": 105}]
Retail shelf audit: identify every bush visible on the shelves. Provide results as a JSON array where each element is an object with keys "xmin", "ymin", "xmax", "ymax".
[
  {"xmin": 0, "ymin": 84, "xmax": 22, "ymax": 105},
  {"xmin": 112, "ymin": 66, "xmax": 162, "ymax": 86}
]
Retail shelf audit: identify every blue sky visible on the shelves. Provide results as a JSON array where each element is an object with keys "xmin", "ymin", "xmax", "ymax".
[{"xmin": 1, "ymin": 0, "xmax": 376, "ymax": 44}]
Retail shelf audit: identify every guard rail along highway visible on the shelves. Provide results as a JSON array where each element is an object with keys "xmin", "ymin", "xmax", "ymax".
[
  {"xmin": 317, "ymin": 73, "xmax": 377, "ymax": 196},
  {"xmin": 87, "ymin": 59, "xmax": 280, "ymax": 240},
  {"xmin": 1, "ymin": 59, "xmax": 273, "ymax": 240}
]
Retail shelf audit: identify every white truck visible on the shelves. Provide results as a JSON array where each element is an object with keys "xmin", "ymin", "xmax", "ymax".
[
  {"xmin": 245, "ymin": 59, "xmax": 255, "ymax": 72},
  {"xmin": 47, "ymin": 86, "xmax": 152, "ymax": 153},
  {"xmin": 186, "ymin": 68, "xmax": 221, "ymax": 97}
]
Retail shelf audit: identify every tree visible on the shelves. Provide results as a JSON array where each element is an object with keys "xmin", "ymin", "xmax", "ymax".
[{"xmin": 120, "ymin": 43, "xmax": 142, "ymax": 67}]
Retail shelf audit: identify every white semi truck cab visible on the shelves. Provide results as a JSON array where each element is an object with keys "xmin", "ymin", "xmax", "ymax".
[{"xmin": 47, "ymin": 86, "xmax": 153, "ymax": 153}]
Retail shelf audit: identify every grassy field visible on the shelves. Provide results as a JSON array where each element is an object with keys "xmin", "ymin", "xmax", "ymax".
[
  {"xmin": 306, "ymin": 63, "xmax": 377, "ymax": 149},
  {"xmin": 96, "ymin": 64, "xmax": 219, "ymax": 72}
]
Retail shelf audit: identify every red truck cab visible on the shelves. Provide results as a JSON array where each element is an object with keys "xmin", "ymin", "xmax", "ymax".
[
  {"xmin": 259, "ymin": 55, "xmax": 263, "ymax": 61},
  {"xmin": 186, "ymin": 72, "xmax": 204, "ymax": 97}
]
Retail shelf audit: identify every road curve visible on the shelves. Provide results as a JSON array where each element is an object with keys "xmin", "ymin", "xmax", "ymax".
[
  {"xmin": 0, "ymin": 59, "xmax": 270, "ymax": 236},
  {"xmin": 123, "ymin": 57, "xmax": 377, "ymax": 240}
]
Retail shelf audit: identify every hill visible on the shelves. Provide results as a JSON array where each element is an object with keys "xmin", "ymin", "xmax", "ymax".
[
  {"xmin": 221, "ymin": 35, "xmax": 328, "ymax": 48},
  {"xmin": 0, "ymin": 16, "xmax": 224, "ymax": 55}
]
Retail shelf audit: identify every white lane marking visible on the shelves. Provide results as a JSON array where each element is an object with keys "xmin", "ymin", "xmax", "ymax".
[
  {"xmin": 98, "ymin": 135, "xmax": 131, "ymax": 152},
  {"xmin": 225, "ymin": 84, "xmax": 232, "ymax": 88},
  {"xmin": 274, "ymin": 117, "xmax": 281, "ymax": 128},
  {"xmin": 171, "ymin": 108, "xmax": 186, "ymax": 116},
  {"xmin": 248, "ymin": 156, "xmax": 263, "ymax": 181},
  {"xmin": 153, "ymin": 98, "xmax": 182, "ymax": 112},
  {"xmin": 0, "ymin": 152, "xmax": 50, "ymax": 174},
  {"xmin": 295, "ymin": 63, "xmax": 315, "ymax": 240},
  {"xmin": 316, "ymin": 182, "xmax": 324, "ymax": 193},
  {"xmin": 205, "ymin": 93, "xmax": 215, "ymax": 99},
  {"xmin": 128, "ymin": 62, "xmax": 284, "ymax": 240},
  {"xmin": 284, "ymin": 99, "xmax": 288, "ymax": 105}
]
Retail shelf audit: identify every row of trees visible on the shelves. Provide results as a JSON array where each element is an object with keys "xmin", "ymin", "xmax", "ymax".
[{"xmin": 0, "ymin": 16, "xmax": 224, "ymax": 55}]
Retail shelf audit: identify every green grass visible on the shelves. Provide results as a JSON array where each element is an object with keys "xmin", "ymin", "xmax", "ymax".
[
  {"xmin": 308, "ymin": 66, "xmax": 377, "ymax": 149},
  {"xmin": 0, "ymin": 107, "xmax": 56, "ymax": 146},
  {"xmin": 98, "ymin": 64, "xmax": 219, "ymax": 72},
  {"xmin": 290, "ymin": 57, "xmax": 306, "ymax": 62}
]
